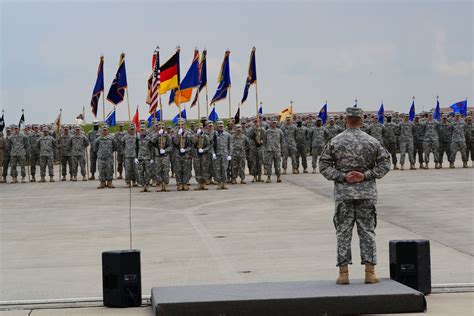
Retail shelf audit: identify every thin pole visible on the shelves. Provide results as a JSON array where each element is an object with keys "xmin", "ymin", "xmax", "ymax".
[
  {"xmin": 197, "ymin": 90, "xmax": 201, "ymax": 122},
  {"xmin": 159, "ymin": 96, "xmax": 163, "ymax": 124},
  {"xmin": 126, "ymin": 88, "xmax": 131, "ymax": 122},
  {"xmin": 205, "ymin": 85, "xmax": 209, "ymax": 119},
  {"xmin": 129, "ymin": 178, "xmax": 132, "ymax": 250},
  {"xmin": 102, "ymin": 92, "xmax": 105, "ymax": 122},
  {"xmin": 255, "ymin": 80, "xmax": 259, "ymax": 121},
  {"xmin": 228, "ymin": 87, "xmax": 232, "ymax": 120}
]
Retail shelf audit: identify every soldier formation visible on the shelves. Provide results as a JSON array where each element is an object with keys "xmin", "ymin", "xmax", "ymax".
[{"xmin": 0, "ymin": 110, "xmax": 472, "ymax": 187}]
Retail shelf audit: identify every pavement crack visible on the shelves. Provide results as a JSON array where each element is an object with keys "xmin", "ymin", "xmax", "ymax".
[{"xmin": 28, "ymin": 310, "xmax": 33, "ymax": 316}]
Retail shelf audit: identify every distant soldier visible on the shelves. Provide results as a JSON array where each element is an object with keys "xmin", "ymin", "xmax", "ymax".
[
  {"xmin": 449, "ymin": 113, "xmax": 468, "ymax": 168},
  {"xmin": 412, "ymin": 115, "xmax": 425, "ymax": 168},
  {"xmin": 382, "ymin": 115, "xmax": 399, "ymax": 170},
  {"xmin": 153, "ymin": 122, "xmax": 173, "ymax": 192},
  {"xmin": 36, "ymin": 126, "xmax": 56, "ymax": 182},
  {"xmin": 437, "ymin": 114, "xmax": 452, "ymax": 168},
  {"xmin": 248, "ymin": 118, "xmax": 265, "ymax": 182},
  {"xmin": 8, "ymin": 125, "xmax": 29, "ymax": 183},
  {"xmin": 58, "ymin": 125, "xmax": 73, "ymax": 181},
  {"xmin": 308, "ymin": 118, "xmax": 328, "ymax": 173},
  {"xmin": 122, "ymin": 124, "xmax": 138, "ymax": 187},
  {"xmin": 94, "ymin": 125, "xmax": 117, "ymax": 189},
  {"xmin": 87, "ymin": 121, "xmax": 100, "ymax": 180},
  {"xmin": 231, "ymin": 124, "xmax": 249, "ymax": 184},
  {"xmin": 193, "ymin": 124, "xmax": 212, "ymax": 190},
  {"xmin": 114, "ymin": 122, "xmax": 126, "ymax": 179},
  {"xmin": 173, "ymin": 119, "xmax": 193, "ymax": 191},
  {"xmin": 69, "ymin": 126, "xmax": 89, "ymax": 181},
  {"xmin": 167, "ymin": 126, "xmax": 176, "ymax": 178},
  {"xmin": 0, "ymin": 131, "xmax": 4, "ymax": 176},
  {"xmin": 326, "ymin": 117, "xmax": 343, "ymax": 140},
  {"xmin": 295, "ymin": 120, "xmax": 309, "ymax": 173},
  {"xmin": 367, "ymin": 116, "xmax": 384, "ymax": 144},
  {"xmin": 204, "ymin": 121, "xmax": 216, "ymax": 184},
  {"xmin": 398, "ymin": 114, "xmax": 416, "ymax": 170},
  {"xmin": 319, "ymin": 107, "xmax": 391, "ymax": 285},
  {"xmin": 1, "ymin": 127, "xmax": 12, "ymax": 183},
  {"xmin": 28, "ymin": 124, "xmax": 42, "ymax": 182},
  {"xmin": 212, "ymin": 120, "xmax": 232, "ymax": 190},
  {"xmin": 422, "ymin": 113, "xmax": 439, "ymax": 169},
  {"xmin": 136, "ymin": 128, "xmax": 155, "ymax": 192},
  {"xmin": 263, "ymin": 119, "xmax": 284, "ymax": 183},
  {"xmin": 466, "ymin": 116, "xmax": 473, "ymax": 167},
  {"xmin": 280, "ymin": 116, "xmax": 298, "ymax": 174}
]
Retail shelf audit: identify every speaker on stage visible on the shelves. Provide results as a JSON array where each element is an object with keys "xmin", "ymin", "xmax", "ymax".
[
  {"xmin": 389, "ymin": 240, "xmax": 431, "ymax": 295},
  {"xmin": 102, "ymin": 249, "xmax": 141, "ymax": 307}
]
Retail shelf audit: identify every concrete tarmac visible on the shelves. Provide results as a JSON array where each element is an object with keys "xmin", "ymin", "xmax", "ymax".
[{"xmin": 1, "ymin": 158, "xmax": 473, "ymax": 315}]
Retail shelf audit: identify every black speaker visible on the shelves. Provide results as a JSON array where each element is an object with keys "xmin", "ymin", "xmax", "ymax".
[
  {"xmin": 102, "ymin": 249, "xmax": 141, "ymax": 307},
  {"xmin": 389, "ymin": 240, "xmax": 431, "ymax": 295}
]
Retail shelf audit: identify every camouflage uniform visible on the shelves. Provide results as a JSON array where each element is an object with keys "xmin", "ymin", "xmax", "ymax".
[
  {"xmin": 212, "ymin": 129, "xmax": 232, "ymax": 184},
  {"xmin": 154, "ymin": 131, "xmax": 173, "ymax": 186},
  {"xmin": 319, "ymin": 108, "xmax": 391, "ymax": 267},
  {"xmin": 28, "ymin": 131, "xmax": 41, "ymax": 178},
  {"xmin": 193, "ymin": 132, "xmax": 212, "ymax": 185},
  {"xmin": 412, "ymin": 119, "xmax": 425, "ymax": 166},
  {"xmin": 94, "ymin": 134, "xmax": 117, "ymax": 182},
  {"xmin": 204, "ymin": 125, "xmax": 216, "ymax": 182},
  {"xmin": 122, "ymin": 132, "xmax": 138, "ymax": 183},
  {"xmin": 114, "ymin": 129, "xmax": 126, "ymax": 178},
  {"xmin": 8, "ymin": 132, "xmax": 29, "ymax": 178},
  {"xmin": 37, "ymin": 133, "xmax": 56, "ymax": 177},
  {"xmin": 295, "ymin": 124, "xmax": 309, "ymax": 172},
  {"xmin": 450, "ymin": 120, "xmax": 467, "ymax": 163},
  {"xmin": 467, "ymin": 120, "xmax": 474, "ymax": 162},
  {"xmin": 263, "ymin": 125, "xmax": 284, "ymax": 177},
  {"xmin": 69, "ymin": 132, "xmax": 89, "ymax": 177},
  {"xmin": 422, "ymin": 119, "xmax": 439, "ymax": 166},
  {"xmin": 58, "ymin": 132, "xmax": 73, "ymax": 178},
  {"xmin": 231, "ymin": 131, "xmax": 249, "ymax": 182},
  {"xmin": 308, "ymin": 124, "xmax": 328, "ymax": 171},
  {"xmin": 248, "ymin": 124, "xmax": 265, "ymax": 179},
  {"xmin": 367, "ymin": 122, "xmax": 384, "ymax": 144},
  {"xmin": 398, "ymin": 121, "xmax": 415, "ymax": 166},
  {"xmin": 137, "ymin": 132, "xmax": 155, "ymax": 187},
  {"xmin": 382, "ymin": 120, "xmax": 399, "ymax": 167},
  {"xmin": 0, "ymin": 133, "xmax": 4, "ymax": 172},
  {"xmin": 326, "ymin": 123, "xmax": 343, "ymax": 141},
  {"xmin": 2, "ymin": 130, "xmax": 11, "ymax": 181},
  {"xmin": 88, "ymin": 128, "xmax": 100, "ymax": 177},
  {"xmin": 280, "ymin": 122, "xmax": 297, "ymax": 172},
  {"xmin": 173, "ymin": 129, "xmax": 193, "ymax": 187},
  {"xmin": 437, "ymin": 119, "xmax": 452, "ymax": 165}
]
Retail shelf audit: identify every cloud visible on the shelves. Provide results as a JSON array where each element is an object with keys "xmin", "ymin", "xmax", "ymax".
[{"xmin": 432, "ymin": 30, "xmax": 474, "ymax": 77}]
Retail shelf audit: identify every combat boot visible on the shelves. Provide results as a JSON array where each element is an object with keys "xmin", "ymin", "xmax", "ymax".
[
  {"xmin": 126, "ymin": 181, "xmax": 131, "ymax": 188},
  {"xmin": 463, "ymin": 161, "xmax": 468, "ymax": 168},
  {"xmin": 336, "ymin": 265, "xmax": 349, "ymax": 285},
  {"xmin": 118, "ymin": 173, "xmax": 123, "ymax": 180},
  {"xmin": 231, "ymin": 178, "xmax": 237, "ymax": 184},
  {"xmin": 107, "ymin": 181, "xmax": 115, "ymax": 188},
  {"xmin": 39, "ymin": 176, "xmax": 46, "ymax": 183},
  {"xmin": 364, "ymin": 264, "xmax": 380, "ymax": 284},
  {"xmin": 303, "ymin": 169, "xmax": 308, "ymax": 174},
  {"xmin": 89, "ymin": 174, "xmax": 95, "ymax": 180},
  {"xmin": 140, "ymin": 185, "xmax": 148, "ymax": 192},
  {"xmin": 82, "ymin": 176, "xmax": 87, "ymax": 181},
  {"xmin": 21, "ymin": 177, "xmax": 26, "ymax": 183},
  {"xmin": 194, "ymin": 183, "xmax": 203, "ymax": 191},
  {"xmin": 292, "ymin": 168, "xmax": 298, "ymax": 174},
  {"xmin": 221, "ymin": 183, "xmax": 228, "ymax": 190},
  {"xmin": 277, "ymin": 176, "xmax": 282, "ymax": 183},
  {"xmin": 312, "ymin": 168, "xmax": 316, "ymax": 174},
  {"xmin": 161, "ymin": 184, "xmax": 170, "ymax": 192},
  {"xmin": 257, "ymin": 175, "xmax": 264, "ymax": 182},
  {"xmin": 266, "ymin": 176, "xmax": 271, "ymax": 183},
  {"xmin": 424, "ymin": 163, "xmax": 429, "ymax": 169},
  {"xmin": 410, "ymin": 163, "xmax": 416, "ymax": 170},
  {"xmin": 252, "ymin": 176, "xmax": 257, "ymax": 183},
  {"xmin": 393, "ymin": 164, "xmax": 399, "ymax": 170},
  {"xmin": 97, "ymin": 181, "xmax": 106, "ymax": 189},
  {"xmin": 177, "ymin": 184, "xmax": 183, "ymax": 191},
  {"xmin": 216, "ymin": 182, "xmax": 223, "ymax": 190},
  {"xmin": 240, "ymin": 179, "xmax": 246, "ymax": 184},
  {"xmin": 183, "ymin": 184, "xmax": 190, "ymax": 191},
  {"xmin": 50, "ymin": 176, "xmax": 55, "ymax": 182},
  {"xmin": 132, "ymin": 181, "xmax": 138, "ymax": 187},
  {"xmin": 449, "ymin": 162, "xmax": 455, "ymax": 168},
  {"xmin": 434, "ymin": 163, "xmax": 440, "ymax": 169},
  {"xmin": 439, "ymin": 163, "xmax": 443, "ymax": 169},
  {"xmin": 0, "ymin": 176, "xmax": 6, "ymax": 183},
  {"xmin": 61, "ymin": 176, "xmax": 66, "ymax": 181},
  {"xmin": 400, "ymin": 164, "xmax": 404, "ymax": 170},
  {"xmin": 282, "ymin": 168, "xmax": 287, "ymax": 175},
  {"xmin": 12, "ymin": 176, "xmax": 18, "ymax": 183},
  {"xmin": 31, "ymin": 175, "xmax": 36, "ymax": 182}
]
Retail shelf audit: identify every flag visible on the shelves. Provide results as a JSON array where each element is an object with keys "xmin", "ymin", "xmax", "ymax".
[
  {"xmin": 191, "ymin": 49, "xmax": 208, "ymax": 108},
  {"xmin": 241, "ymin": 47, "xmax": 257, "ymax": 104},
  {"xmin": 90, "ymin": 56, "xmax": 104, "ymax": 117},
  {"xmin": 107, "ymin": 53, "xmax": 128, "ymax": 105},
  {"xmin": 146, "ymin": 48, "xmax": 160, "ymax": 114},
  {"xmin": 0, "ymin": 113, "xmax": 4, "ymax": 132},
  {"xmin": 132, "ymin": 107, "xmax": 140, "ymax": 131},
  {"xmin": 434, "ymin": 99, "xmax": 441, "ymax": 121},
  {"xmin": 409, "ymin": 100, "xmax": 415, "ymax": 122},
  {"xmin": 159, "ymin": 51, "xmax": 180, "ymax": 94},
  {"xmin": 52, "ymin": 112, "xmax": 61, "ymax": 136},
  {"xmin": 279, "ymin": 105, "xmax": 293, "ymax": 122},
  {"xmin": 450, "ymin": 100, "xmax": 468, "ymax": 116},
  {"xmin": 105, "ymin": 109, "xmax": 116, "ymax": 127},
  {"xmin": 172, "ymin": 108, "xmax": 187, "ymax": 125},
  {"xmin": 234, "ymin": 108, "xmax": 240, "ymax": 124},
  {"xmin": 147, "ymin": 110, "xmax": 161, "ymax": 127},
  {"xmin": 208, "ymin": 107, "xmax": 219, "ymax": 122},
  {"xmin": 377, "ymin": 103, "xmax": 385, "ymax": 124},
  {"xmin": 211, "ymin": 50, "xmax": 231, "ymax": 104},
  {"xmin": 318, "ymin": 104, "xmax": 327, "ymax": 124},
  {"xmin": 170, "ymin": 49, "xmax": 200, "ymax": 106},
  {"xmin": 18, "ymin": 112, "xmax": 25, "ymax": 128},
  {"xmin": 258, "ymin": 105, "xmax": 263, "ymax": 114}
]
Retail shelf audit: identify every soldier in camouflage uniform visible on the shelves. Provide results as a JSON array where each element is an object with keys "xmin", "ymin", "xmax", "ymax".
[
  {"xmin": 212, "ymin": 120, "xmax": 232, "ymax": 190},
  {"xmin": 412, "ymin": 115, "xmax": 425, "ymax": 168},
  {"xmin": 153, "ymin": 122, "xmax": 173, "ymax": 192},
  {"xmin": 204, "ymin": 121, "xmax": 217, "ymax": 185},
  {"xmin": 280, "ymin": 116, "xmax": 298, "ymax": 174},
  {"xmin": 0, "ymin": 132, "xmax": 4, "ymax": 179},
  {"xmin": 295, "ymin": 120, "xmax": 309, "ymax": 173},
  {"xmin": 193, "ymin": 124, "xmax": 212, "ymax": 190},
  {"xmin": 231, "ymin": 124, "xmax": 249, "ymax": 184},
  {"xmin": 319, "ymin": 107, "xmax": 391, "ymax": 285},
  {"xmin": 136, "ymin": 128, "xmax": 155, "ymax": 192},
  {"xmin": 87, "ymin": 121, "xmax": 100, "ymax": 180},
  {"xmin": 382, "ymin": 115, "xmax": 399, "ymax": 170},
  {"xmin": 466, "ymin": 116, "xmax": 473, "ymax": 166},
  {"xmin": 69, "ymin": 125, "xmax": 89, "ymax": 181},
  {"xmin": 437, "ymin": 114, "xmax": 452, "ymax": 168},
  {"xmin": 308, "ymin": 118, "xmax": 328, "ymax": 173},
  {"xmin": 122, "ymin": 125, "xmax": 138, "ymax": 187},
  {"xmin": 422, "ymin": 113, "xmax": 439, "ymax": 169},
  {"xmin": 94, "ymin": 126, "xmax": 117, "ymax": 189},
  {"xmin": 398, "ymin": 114, "xmax": 416, "ymax": 170},
  {"xmin": 167, "ymin": 126, "xmax": 176, "ymax": 178},
  {"xmin": 114, "ymin": 122, "xmax": 126, "ymax": 179},
  {"xmin": 248, "ymin": 118, "xmax": 266, "ymax": 182},
  {"xmin": 1, "ymin": 127, "xmax": 12, "ymax": 183},
  {"xmin": 58, "ymin": 126, "xmax": 72, "ymax": 181},
  {"xmin": 28, "ymin": 124, "xmax": 42, "ymax": 182},
  {"xmin": 36, "ymin": 126, "xmax": 56, "ymax": 182},
  {"xmin": 367, "ymin": 116, "xmax": 384, "ymax": 144},
  {"xmin": 326, "ymin": 117, "xmax": 343, "ymax": 141},
  {"xmin": 8, "ymin": 125, "xmax": 29, "ymax": 183},
  {"xmin": 173, "ymin": 120, "xmax": 193, "ymax": 191},
  {"xmin": 264, "ymin": 119, "xmax": 284, "ymax": 183},
  {"xmin": 449, "ymin": 113, "xmax": 468, "ymax": 168}
]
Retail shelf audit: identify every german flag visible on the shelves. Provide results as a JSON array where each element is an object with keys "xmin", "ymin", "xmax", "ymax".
[
  {"xmin": 279, "ymin": 105, "xmax": 293, "ymax": 122},
  {"xmin": 159, "ymin": 51, "xmax": 180, "ymax": 94}
]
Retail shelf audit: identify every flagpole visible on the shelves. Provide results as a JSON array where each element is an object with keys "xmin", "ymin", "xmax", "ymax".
[
  {"xmin": 176, "ymin": 45, "xmax": 182, "ymax": 121},
  {"xmin": 101, "ymin": 55, "xmax": 105, "ymax": 122},
  {"xmin": 197, "ymin": 90, "xmax": 201, "ymax": 122},
  {"xmin": 126, "ymin": 88, "xmax": 131, "ymax": 122},
  {"xmin": 205, "ymin": 85, "xmax": 209, "ymax": 119},
  {"xmin": 255, "ymin": 80, "xmax": 259, "ymax": 122},
  {"xmin": 228, "ymin": 87, "xmax": 232, "ymax": 120},
  {"xmin": 159, "ymin": 96, "xmax": 163, "ymax": 124}
]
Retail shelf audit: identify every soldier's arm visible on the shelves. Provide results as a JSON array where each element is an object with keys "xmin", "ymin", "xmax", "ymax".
[
  {"xmin": 202, "ymin": 135, "xmax": 212, "ymax": 153},
  {"xmin": 364, "ymin": 142, "xmax": 391, "ymax": 181},
  {"xmin": 319, "ymin": 142, "xmax": 346, "ymax": 182},
  {"xmin": 228, "ymin": 134, "xmax": 233, "ymax": 155},
  {"xmin": 83, "ymin": 136, "xmax": 90, "ymax": 148}
]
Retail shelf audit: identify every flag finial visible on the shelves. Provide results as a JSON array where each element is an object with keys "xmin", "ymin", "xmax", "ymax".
[
  {"xmin": 436, "ymin": 95, "xmax": 439, "ymax": 100},
  {"xmin": 412, "ymin": 96, "xmax": 415, "ymax": 100},
  {"xmin": 176, "ymin": 45, "xmax": 181, "ymax": 52}
]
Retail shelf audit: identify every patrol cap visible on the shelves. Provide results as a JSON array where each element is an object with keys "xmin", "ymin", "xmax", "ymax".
[
  {"xmin": 217, "ymin": 120, "xmax": 224, "ymax": 126},
  {"xmin": 316, "ymin": 117, "xmax": 322, "ymax": 121},
  {"xmin": 32, "ymin": 124, "xmax": 39, "ymax": 128},
  {"xmin": 129, "ymin": 124, "xmax": 136, "ymax": 129},
  {"xmin": 13, "ymin": 124, "xmax": 19, "ymax": 129},
  {"xmin": 102, "ymin": 125, "xmax": 109, "ymax": 130},
  {"xmin": 119, "ymin": 122, "xmax": 125, "ymax": 127},
  {"xmin": 345, "ymin": 107, "xmax": 364, "ymax": 118},
  {"xmin": 63, "ymin": 125, "xmax": 70, "ymax": 129},
  {"xmin": 328, "ymin": 116, "xmax": 334, "ymax": 121},
  {"xmin": 93, "ymin": 120, "xmax": 99, "ymax": 126},
  {"xmin": 42, "ymin": 126, "xmax": 49, "ymax": 132},
  {"xmin": 442, "ymin": 114, "xmax": 448, "ymax": 118},
  {"xmin": 74, "ymin": 125, "xmax": 81, "ymax": 130},
  {"xmin": 455, "ymin": 112, "xmax": 461, "ymax": 116},
  {"xmin": 270, "ymin": 117, "xmax": 278, "ymax": 123},
  {"xmin": 235, "ymin": 124, "xmax": 242, "ymax": 129}
]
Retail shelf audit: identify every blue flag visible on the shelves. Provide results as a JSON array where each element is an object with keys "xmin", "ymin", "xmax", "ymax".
[
  {"xmin": 104, "ymin": 109, "xmax": 116, "ymax": 127},
  {"xmin": 450, "ymin": 100, "xmax": 468, "ymax": 116},
  {"xmin": 241, "ymin": 48, "xmax": 257, "ymax": 104},
  {"xmin": 211, "ymin": 50, "xmax": 231, "ymax": 104},
  {"xmin": 107, "ymin": 53, "xmax": 128, "ymax": 105},
  {"xmin": 409, "ymin": 100, "xmax": 415, "ymax": 122},
  {"xmin": 147, "ymin": 110, "xmax": 161, "ymax": 127},
  {"xmin": 258, "ymin": 105, "xmax": 263, "ymax": 114},
  {"xmin": 378, "ymin": 104, "xmax": 385, "ymax": 124},
  {"xmin": 209, "ymin": 107, "xmax": 219, "ymax": 122},
  {"xmin": 172, "ymin": 109, "xmax": 187, "ymax": 125},
  {"xmin": 318, "ymin": 104, "xmax": 327, "ymax": 124},
  {"xmin": 434, "ymin": 99, "xmax": 441, "ymax": 121},
  {"xmin": 0, "ymin": 113, "xmax": 4, "ymax": 132},
  {"xmin": 90, "ymin": 56, "xmax": 104, "ymax": 117}
]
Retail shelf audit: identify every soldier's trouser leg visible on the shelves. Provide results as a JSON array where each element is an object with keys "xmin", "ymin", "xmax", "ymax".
[
  {"xmin": 19, "ymin": 156, "xmax": 26, "ymax": 177},
  {"xmin": 117, "ymin": 154, "xmax": 124, "ymax": 174},
  {"xmin": 470, "ymin": 142, "xmax": 474, "ymax": 161},
  {"xmin": 78, "ymin": 155, "xmax": 86, "ymax": 176},
  {"xmin": 438, "ymin": 143, "xmax": 448, "ymax": 163},
  {"xmin": 264, "ymin": 151, "xmax": 273, "ymax": 176},
  {"xmin": 138, "ymin": 160, "xmax": 152, "ymax": 186},
  {"xmin": 334, "ymin": 200, "xmax": 377, "ymax": 267},
  {"xmin": 274, "ymin": 151, "xmax": 282, "ymax": 176},
  {"xmin": 124, "ymin": 158, "xmax": 137, "ymax": 182},
  {"xmin": 39, "ymin": 157, "xmax": 47, "ymax": 177},
  {"xmin": 238, "ymin": 156, "xmax": 246, "ymax": 179},
  {"xmin": 2, "ymin": 156, "xmax": 10, "ymax": 178},
  {"xmin": 62, "ymin": 156, "xmax": 72, "ymax": 176},
  {"xmin": 281, "ymin": 146, "xmax": 288, "ymax": 170},
  {"xmin": 257, "ymin": 149, "xmax": 264, "ymax": 176},
  {"xmin": 214, "ymin": 156, "xmax": 228, "ymax": 183},
  {"xmin": 399, "ymin": 142, "xmax": 407, "ymax": 165},
  {"xmin": 289, "ymin": 146, "xmax": 298, "ymax": 170},
  {"xmin": 183, "ymin": 157, "xmax": 192, "ymax": 184},
  {"xmin": 174, "ymin": 157, "xmax": 184, "ymax": 185},
  {"xmin": 386, "ymin": 142, "xmax": 397, "ymax": 165},
  {"xmin": 90, "ymin": 150, "xmax": 97, "ymax": 174},
  {"xmin": 30, "ymin": 154, "xmax": 39, "ymax": 176},
  {"xmin": 414, "ymin": 142, "xmax": 424, "ymax": 164},
  {"xmin": 407, "ymin": 142, "xmax": 414, "ymax": 164},
  {"xmin": 10, "ymin": 156, "xmax": 18, "ymax": 177},
  {"xmin": 297, "ymin": 145, "xmax": 307, "ymax": 169},
  {"xmin": 423, "ymin": 141, "xmax": 432, "ymax": 163},
  {"xmin": 160, "ymin": 156, "xmax": 171, "ymax": 185},
  {"xmin": 450, "ymin": 141, "xmax": 467, "ymax": 162},
  {"xmin": 46, "ymin": 156, "xmax": 54, "ymax": 176},
  {"xmin": 71, "ymin": 156, "xmax": 79, "ymax": 176},
  {"xmin": 98, "ymin": 159, "xmax": 113, "ymax": 182}
]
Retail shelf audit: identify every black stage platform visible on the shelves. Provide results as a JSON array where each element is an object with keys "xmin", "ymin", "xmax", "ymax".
[{"xmin": 151, "ymin": 278, "xmax": 426, "ymax": 316}]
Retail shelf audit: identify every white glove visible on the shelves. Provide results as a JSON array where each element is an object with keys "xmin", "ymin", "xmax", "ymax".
[
  {"xmin": 158, "ymin": 129, "xmax": 164, "ymax": 135},
  {"xmin": 150, "ymin": 159, "xmax": 154, "ymax": 164},
  {"xmin": 159, "ymin": 149, "xmax": 165, "ymax": 155},
  {"xmin": 178, "ymin": 128, "xmax": 183, "ymax": 135},
  {"xmin": 134, "ymin": 158, "xmax": 139, "ymax": 165},
  {"xmin": 180, "ymin": 148, "xmax": 186, "ymax": 154},
  {"xmin": 212, "ymin": 153, "xmax": 217, "ymax": 160},
  {"xmin": 198, "ymin": 148, "xmax": 204, "ymax": 154},
  {"xmin": 197, "ymin": 128, "xmax": 202, "ymax": 134},
  {"xmin": 227, "ymin": 155, "xmax": 232, "ymax": 161}
]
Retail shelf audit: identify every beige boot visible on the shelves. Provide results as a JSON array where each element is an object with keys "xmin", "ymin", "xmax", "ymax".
[
  {"xmin": 107, "ymin": 181, "xmax": 115, "ymax": 188},
  {"xmin": 252, "ymin": 176, "xmax": 257, "ymax": 183},
  {"xmin": 266, "ymin": 176, "xmax": 271, "ymax": 183},
  {"xmin": 21, "ymin": 177, "xmax": 26, "ymax": 183},
  {"xmin": 97, "ymin": 181, "xmax": 106, "ymax": 189},
  {"xmin": 177, "ymin": 184, "xmax": 183, "ymax": 191},
  {"xmin": 292, "ymin": 168, "xmax": 298, "ymax": 174},
  {"xmin": 221, "ymin": 183, "xmax": 228, "ymax": 190},
  {"xmin": 0, "ymin": 176, "xmax": 6, "ymax": 183},
  {"xmin": 282, "ymin": 168, "xmax": 287, "ymax": 175},
  {"xmin": 303, "ymin": 169, "xmax": 308, "ymax": 174},
  {"xmin": 12, "ymin": 176, "xmax": 18, "ymax": 183},
  {"xmin": 82, "ymin": 176, "xmax": 87, "ymax": 181},
  {"xmin": 257, "ymin": 175, "xmax": 264, "ymax": 182},
  {"xmin": 240, "ymin": 179, "xmax": 246, "ymax": 184},
  {"xmin": 61, "ymin": 176, "xmax": 66, "ymax": 181},
  {"xmin": 126, "ymin": 181, "xmax": 131, "ymax": 188},
  {"xmin": 89, "ymin": 174, "xmax": 95, "ymax": 180},
  {"xmin": 463, "ymin": 161, "xmax": 468, "ymax": 168},
  {"xmin": 336, "ymin": 265, "xmax": 349, "ymax": 285},
  {"xmin": 365, "ymin": 263, "xmax": 380, "ymax": 284},
  {"xmin": 393, "ymin": 164, "xmax": 399, "ymax": 170},
  {"xmin": 31, "ymin": 175, "xmax": 36, "ymax": 182},
  {"xmin": 39, "ymin": 176, "xmax": 46, "ymax": 183},
  {"xmin": 277, "ymin": 176, "xmax": 282, "ymax": 183},
  {"xmin": 140, "ymin": 185, "xmax": 148, "ymax": 192},
  {"xmin": 183, "ymin": 184, "xmax": 190, "ymax": 191},
  {"xmin": 312, "ymin": 168, "xmax": 316, "ymax": 174},
  {"xmin": 410, "ymin": 163, "xmax": 416, "ymax": 170},
  {"xmin": 216, "ymin": 182, "xmax": 223, "ymax": 190},
  {"xmin": 49, "ymin": 176, "xmax": 55, "ymax": 182},
  {"xmin": 231, "ymin": 178, "xmax": 237, "ymax": 184},
  {"xmin": 194, "ymin": 183, "xmax": 203, "ymax": 191},
  {"xmin": 449, "ymin": 162, "xmax": 455, "ymax": 168},
  {"xmin": 162, "ymin": 183, "xmax": 170, "ymax": 192}
]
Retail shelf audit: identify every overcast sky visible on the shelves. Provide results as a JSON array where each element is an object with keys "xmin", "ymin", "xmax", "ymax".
[{"xmin": 1, "ymin": 0, "xmax": 472, "ymax": 124}]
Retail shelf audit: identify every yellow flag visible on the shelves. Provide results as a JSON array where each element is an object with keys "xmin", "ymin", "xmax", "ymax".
[{"xmin": 279, "ymin": 105, "xmax": 293, "ymax": 122}]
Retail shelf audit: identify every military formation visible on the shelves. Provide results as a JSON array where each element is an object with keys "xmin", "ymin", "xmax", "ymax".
[{"xmin": 0, "ymin": 110, "xmax": 472, "ymax": 188}]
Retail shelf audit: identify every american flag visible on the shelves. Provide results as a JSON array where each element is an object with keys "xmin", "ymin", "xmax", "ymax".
[{"xmin": 147, "ymin": 48, "xmax": 160, "ymax": 114}]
